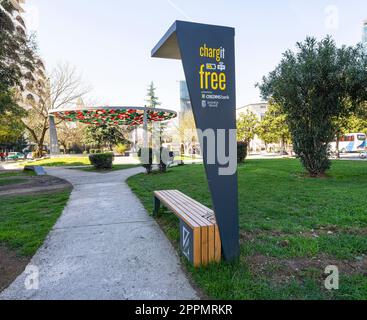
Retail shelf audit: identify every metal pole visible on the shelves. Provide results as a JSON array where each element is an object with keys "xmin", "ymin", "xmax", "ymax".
[
  {"xmin": 143, "ymin": 108, "xmax": 148, "ymax": 148},
  {"xmin": 133, "ymin": 126, "xmax": 137, "ymax": 152}
]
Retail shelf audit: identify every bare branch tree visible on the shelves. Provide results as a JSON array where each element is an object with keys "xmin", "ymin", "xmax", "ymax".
[
  {"xmin": 21, "ymin": 62, "xmax": 91, "ymax": 157},
  {"xmin": 173, "ymin": 111, "xmax": 198, "ymax": 157}
]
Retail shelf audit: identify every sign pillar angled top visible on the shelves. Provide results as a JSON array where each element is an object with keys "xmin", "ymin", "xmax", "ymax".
[{"xmin": 152, "ymin": 21, "xmax": 239, "ymax": 261}]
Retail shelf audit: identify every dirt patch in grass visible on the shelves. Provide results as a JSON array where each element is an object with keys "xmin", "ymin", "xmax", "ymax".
[
  {"xmin": 240, "ymin": 227, "xmax": 367, "ymax": 241},
  {"xmin": 0, "ymin": 175, "xmax": 71, "ymax": 197},
  {"xmin": 0, "ymin": 246, "xmax": 29, "ymax": 292},
  {"xmin": 244, "ymin": 253, "xmax": 367, "ymax": 285},
  {"xmin": 241, "ymin": 229, "xmax": 367, "ymax": 285}
]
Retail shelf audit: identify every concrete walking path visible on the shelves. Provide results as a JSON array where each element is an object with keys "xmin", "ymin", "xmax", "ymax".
[{"xmin": 0, "ymin": 167, "xmax": 198, "ymax": 300}]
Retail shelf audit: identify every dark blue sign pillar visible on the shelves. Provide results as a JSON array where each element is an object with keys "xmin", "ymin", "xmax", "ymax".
[{"xmin": 152, "ymin": 21, "xmax": 239, "ymax": 261}]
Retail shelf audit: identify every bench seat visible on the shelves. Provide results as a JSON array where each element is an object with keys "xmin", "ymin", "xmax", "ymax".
[{"xmin": 154, "ymin": 190, "xmax": 221, "ymax": 266}]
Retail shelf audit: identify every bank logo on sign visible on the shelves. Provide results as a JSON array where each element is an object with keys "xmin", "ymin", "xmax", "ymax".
[{"xmin": 182, "ymin": 225, "xmax": 190, "ymax": 259}]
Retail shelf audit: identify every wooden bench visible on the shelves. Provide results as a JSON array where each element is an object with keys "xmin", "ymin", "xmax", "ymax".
[{"xmin": 153, "ymin": 190, "xmax": 221, "ymax": 267}]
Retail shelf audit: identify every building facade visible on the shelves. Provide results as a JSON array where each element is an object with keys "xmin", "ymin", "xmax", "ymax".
[{"xmin": 236, "ymin": 102, "xmax": 269, "ymax": 153}]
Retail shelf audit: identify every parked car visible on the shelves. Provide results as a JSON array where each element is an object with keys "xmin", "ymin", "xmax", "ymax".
[
  {"xmin": 26, "ymin": 152, "xmax": 34, "ymax": 160},
  {"xmin": 6, "ymin": 152, "xmax": 25, "ymax": 161}
]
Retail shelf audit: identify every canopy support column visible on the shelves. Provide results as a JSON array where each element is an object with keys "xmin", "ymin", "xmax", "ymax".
[
  {"xmin": 143, "ymin": 108, "xmax": 148, "ymax": 148},
  {"xmin": 49, "ymin": 116, "xmax": 60, "ymax": 156}
]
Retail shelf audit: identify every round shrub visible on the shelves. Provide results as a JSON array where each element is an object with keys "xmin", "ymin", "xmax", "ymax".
[
  {"xmin": 89, "ymin": 152, "xmax": 114, "ymax": 169},
  {"xmin": 237, "ymin": 142, "xmax": 248, "ymax": 164}
]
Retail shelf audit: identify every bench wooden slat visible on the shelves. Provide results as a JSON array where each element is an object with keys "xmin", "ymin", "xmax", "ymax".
[
  {"xmin": 155, "ymin": 191, "xmax": 204, "ymax": 227},
  {"xmin": 154, "ymin": 191, "xmax": 201, "ymax": 229},
  {"xmin": 160, "ymin": 190, "xmax": 213, "ymax": 227},
  {"xmin": 154, "ymin": 189, "xmax": 221, "ymax": 266},
  {"xmin": 171, "ymin": 191, "xmax": 222, "ymax": 263},
  {"xmin": 165, "ymin": 190, "xmax": 217, "ymax": 225},
  {"xmin": 159, "ymin": 190, "xmax": 217, "ymax": 263},
  {"xmin": 156, "ymin": 190, "xmax": 212, "ymax": 263},
  {"xmin": 174, "ymin": 191, "xmax": 217, "ymax": 223}
]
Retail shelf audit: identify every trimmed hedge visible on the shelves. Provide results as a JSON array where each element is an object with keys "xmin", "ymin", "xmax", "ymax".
[
  {"xmin": 237, "ymin": 142, "xmax": 248, "ymax": 164},
  {"xmin": 90, "ymin": 149, "xmax": 102, "ymax": 154},
  {"xmin": 89, "ymin": 152, "xmax": 114, "ymax": 169}
]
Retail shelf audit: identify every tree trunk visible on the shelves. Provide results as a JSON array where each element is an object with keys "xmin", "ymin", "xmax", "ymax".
[
  {"xmin": 281, "ymin": 136, "xmax": 286, "ymax": 154},
  {"xmin": 61, "ymin": 142, "xmax": 68, "ymax": 154},
  {"xmin": 336, "ymin": 137, "xmax": 340, "ymax": 159},
  {"xmin": 35, "ymin": 127, "xmax": 48, "ymax": 158},
  {"xmin": 35, "ymin": 143, "xmax": 43, "ymax": 158}
]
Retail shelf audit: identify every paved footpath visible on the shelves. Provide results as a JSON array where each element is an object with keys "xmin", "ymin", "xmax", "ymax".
[{"xmin": 0, "ymin": 167, "xmax": 198, "ymax": 300}]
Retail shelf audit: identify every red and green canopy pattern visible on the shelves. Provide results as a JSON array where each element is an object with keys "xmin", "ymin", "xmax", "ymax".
[{"xmin": 51, "ymin": 108, "xmax": 177, "ymax": 126}]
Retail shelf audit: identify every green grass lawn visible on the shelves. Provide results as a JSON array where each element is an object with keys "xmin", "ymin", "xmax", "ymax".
[
  {"xmin": 77, "ymin": 164, "xmax": 141, "ymax": 173},
  {"xmin": 177, "ymin": 155, "xmax": 203, "ymax": 161},
  {"xmin": 0, "ymin": 171, "xmax": 35, "ymax": 187},
  {"xmin": 0, "ymin": 190, "xmax": 71, "ymax": 257},
  {"xmin": 127, "ymin": 159, "xmax": 367, "ymax": 300},
  {"xmin": 0, "ymin": 171, "xmax": 35, "ymax": 178},
  {"xmin": 0, "ymin": 178, "xmax": 28, "ymax": 186},
  {"xmin": 23, "ymin": 157, "xmax": 90, "ymax": 167}
]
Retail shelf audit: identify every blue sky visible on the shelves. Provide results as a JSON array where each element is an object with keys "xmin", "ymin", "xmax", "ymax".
[{"xmin": 24, "ymin": 0, "xmax": 367, "ymax": 111}]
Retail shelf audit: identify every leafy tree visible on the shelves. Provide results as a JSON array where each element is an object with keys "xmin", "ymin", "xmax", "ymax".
[
  {"xmin": 0, "ymin": 89, "xmax": 26, "ymax": 144},
  {"xmin": 236, "ymin": 110, "xmax": 259, "ymax": 144},
  {"xmin": 0, "ymin": 1, "xmax": 35, "ymax": 150},
  {"xmin": 342, "ymin": 103, "xmax": 367, "ymax": 135},
  {"xmin": 145, "ymin": 82, "xmax": 161, "ymax": 109},
  {"xmin": 0, "ymin": 112, "xmax": 24, "ymax": 145},
  {"xmin": 144, "ymin": 82, "xmax": 162, "ymax": 148},
  {"xmin": 344, "ymin": 115, "xmax": 367, "ymax": 134},
  {"xmin": 257, "ymin": 101, "xmax": 291, "ymax": 152},
  {"xmin": 83, "ymin": 124, "xmax": 131, "ymax": 150},
  {"xmin": 0, "ymin": 0, "xmax": 36, "ymax": 116},
  {"xmin": 0, "ymin": 88, "xmax": 22, "ymax": 116},
  {"xmin": 258, "ymin": 37, "xmax": 367, "ymax": 177}
]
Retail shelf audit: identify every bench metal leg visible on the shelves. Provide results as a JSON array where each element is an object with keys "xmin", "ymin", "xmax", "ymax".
[{"xmin": 153, "ymin": 196, "xmax": 161, "ymax": 216}]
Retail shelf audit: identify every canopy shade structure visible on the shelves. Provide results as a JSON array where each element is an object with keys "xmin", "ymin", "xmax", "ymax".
[{"xmin": 49, "ymin": 106, "xmax": 177, "ymax": 126}]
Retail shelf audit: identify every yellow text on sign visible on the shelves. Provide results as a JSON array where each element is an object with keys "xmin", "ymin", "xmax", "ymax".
[{"xmin": 199, "ymin": 64, "xmax": 226, "ymax": 91}]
